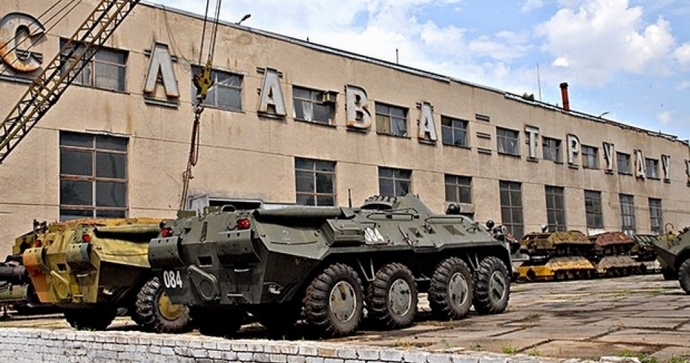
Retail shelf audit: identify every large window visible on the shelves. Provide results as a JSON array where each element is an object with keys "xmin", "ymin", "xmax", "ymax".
[
  {"xmin": 649, "ymin": 198, "xmax": 663, "ymax": 234},
  {"xmin": 59, "ymin": 132, "xmax": 128, "ymax": 220},
  {"xmin": 61, "ymin": 39, "xmax": 127, "ymax": 91},
  {"xmin": 445, "ymin": 175, "xmax": 472, "ymax": 204},
  {"xmin": 646, "ymin": 158, "xmax": 659, "ymax": 178},
  {"xmin": 584, "ymin": 190, "xmax": 603, "ymax": 229},
  {"xmin": 375, "ymin": 103, "xmax": 408, "ymax": 136},
  {"xmin": 295, "ymin": 158, "xmax": 336, "ymax": 206},
  {"xmin": 292, "ymin": 86, "xmax": 335, "ymax": 124},
  {"xmin": 542, "ymin": 137, "xmax": 561, "ymax": 162},
  {"xmin": 619, "ymin": 194, "xmax": 636, "ymax": 235},
  {"xmin": 617, "ymin": 152, "xmax": 631, "ymax": 174},
  {"xmin": 499, "ymin": 181, "xmax": 524, "ymax": 239},
  {"xmin": 497, "ymin": 128, "xmax": 519, "ymax": 156},
  {"xmin": 441, "ymin": 117, "xmax": 468, "ymax": 147},
  {"xmin": 191, "ymin": 65, "xmax": 243, "ymax": 111},
  {"xmin": 379, "ymin": 167, "xmax": 411, "ymax": 196},
  {"xmin": 545, "ymin": 186, "xmax": 566, "ymax": 232},
  {"xmin": 582, "ymin": 145, "xmax": 598, "ymax": 169}
]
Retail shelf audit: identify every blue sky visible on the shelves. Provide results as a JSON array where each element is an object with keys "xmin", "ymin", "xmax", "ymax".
[{"xmin": 156, "ymin": 0, "xmax": 690, "ymax": 142}]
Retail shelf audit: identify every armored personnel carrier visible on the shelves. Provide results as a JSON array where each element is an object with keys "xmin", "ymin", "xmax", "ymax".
[
  {"xmin": 517, "ymin": 230, "xmax": 596, "ymax": 281},
  {"xmin": 652, "ymin": 226, "xmax": 690, "ymax": 294},
  {"xmin": 587, "ymin": 232, "xmax": 638, "ymax": 277},
  {"xmin": 23, "ymin": 218, "xmax": 192, "ymax": 332},
  {"xmin": 149, "ymin": 194, "xmax": 512, "ymax": 337}
]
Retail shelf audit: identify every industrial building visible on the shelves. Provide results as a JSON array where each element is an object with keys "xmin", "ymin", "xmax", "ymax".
[{"xmin": 1, "ymin": 0, "xmax": 689, "ymax": 253}]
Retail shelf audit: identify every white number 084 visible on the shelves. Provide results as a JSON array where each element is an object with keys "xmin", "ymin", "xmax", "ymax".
[{"xmin": 162, "ymin": 270, "xmax": 183, "ymax": 289}]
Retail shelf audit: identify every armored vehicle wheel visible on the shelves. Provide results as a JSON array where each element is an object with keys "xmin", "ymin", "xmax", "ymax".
[
  {"xmin": 367, "ymin": 262, "xmax": 418, "ymax": 329},
  {"xmin": 191, "ymin": 307, "xmax": 243, "ymax": 337},
  {"xmin": 135, "ymin": 276, "xmax": 192, "ymax": 333},
  {"xmin": 472, "ymin": 256, "xmax": 510, "ymax": 315},
  {"xmin": 303, "ymin": 263, "xmax": 363, "ymax": 336},
  {"xmin": 429, "ymin": 257, "xmax": 473, "ymax": 320},
  {"xmin": 64, "ymin": 307, "xmax": 117, "ymax": 331},
  {"xmin": 661, "ymin": 267, "xmax": 677, "ymax": 281},
  {"xmin": 679, "ymin": 259, "xmax": 690, "ymax": 294}
]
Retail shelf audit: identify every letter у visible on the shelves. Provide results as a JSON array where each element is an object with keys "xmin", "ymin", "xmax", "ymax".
[
  {"xmin": 0, "ymin": 13, "xmax": 45, "ymax": 73},
  {"xmin": 603, "ymin": 142, "xmax": 614, "ymax": 171}
]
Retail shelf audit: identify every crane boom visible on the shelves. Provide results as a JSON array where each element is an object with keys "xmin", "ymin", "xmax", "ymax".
[{"xmin": 0, "ymin": 0, "xmax": 141, "ymax": 164}]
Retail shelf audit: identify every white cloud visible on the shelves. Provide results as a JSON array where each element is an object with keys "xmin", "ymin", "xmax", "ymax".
[
  {"xmin": 536, "ymin": 0, "xmax": 676, "ymax": 85},
  {"xmin": 521, "ymin": 0, "xmax": 544, "ymax": 13},
  {"xmin": 553, "ymin": 57, "xmax": 569, "ymax": 67},
  {"xmin": 657, "ymin": 110, "xmax": 672, "ymax": 125},
  {"xmin": 674, "ymin": 43, "xmax": 690, "ymax": 68}
]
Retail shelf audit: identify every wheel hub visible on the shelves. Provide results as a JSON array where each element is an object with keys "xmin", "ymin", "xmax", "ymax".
[
  {"xmin": 489, "ymin": 271, "xmax": 507, "ymax": 301},
  {"xmin": 448, "ymin": 272, "xmax": 469, "ymax": 306},
  {"xmin": 388, "ymin": 278, "xmax": 412, "ymax": 316},
  {"xmin": 329, "ymin": 281, "xmax": 357, "ymax": 323},
  {"xmin": 158, "ymin": 291, "xmax": 186, "ymax": 321}
]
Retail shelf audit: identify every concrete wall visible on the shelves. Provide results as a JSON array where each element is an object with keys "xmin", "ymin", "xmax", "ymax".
[{"xmin": 0, "ymin": 328, "xmax": 566, "ymax": 363}]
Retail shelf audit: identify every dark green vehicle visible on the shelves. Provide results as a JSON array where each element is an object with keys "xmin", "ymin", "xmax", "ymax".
[
  {"xmin": 149, "ymin": 194, "xmax": 512, "ymax": 337},
  {"xmin": 652, "ymin": 226, "xmax": 690, "ymax": 294}
]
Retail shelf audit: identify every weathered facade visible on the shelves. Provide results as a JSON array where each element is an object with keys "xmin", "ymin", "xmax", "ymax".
[{"xmin": 1, "ymin": 0, "xmax": 689, "ymax": 254}]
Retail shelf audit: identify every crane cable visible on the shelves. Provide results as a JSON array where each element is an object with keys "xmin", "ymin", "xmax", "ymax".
[{"xmin": 179, "ymin": 0, "xmax": 222, "ymax": 210}]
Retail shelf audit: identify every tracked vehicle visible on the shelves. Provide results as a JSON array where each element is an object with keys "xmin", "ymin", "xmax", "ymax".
[
  {"xmin": 149, "ymin": 194, "xmax": 512, "ymax": 337},
  {"xmin": 517, "ymin": 230, "xmax": 596, "ymax": 281},
  {"xmin": 587, "ymin": 232, "xmax": 639, "ymax": 277},
  {"xmin": 652, "ymin": 227, "xmax": 690, "ymax": 294},
  {"xmin": 23, "ymin": 218, "xmax": 192, "ymax": 332}
]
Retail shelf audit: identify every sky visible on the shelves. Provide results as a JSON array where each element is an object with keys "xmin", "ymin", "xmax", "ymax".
[{"xmin": 154, "ymin": 0, "xmax": 690, "ymax": 142}]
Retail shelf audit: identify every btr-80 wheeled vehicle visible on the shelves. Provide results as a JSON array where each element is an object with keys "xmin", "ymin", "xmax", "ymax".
[
  {"xmin": 149, "ymin": 194, "xmax": 512, "ymax": 337},
  {"xmin": 23, "ymin": 218, "xmax": 192, "ymax": 332},
  {"xmin": 652, "ymin": 226, "xmax": 690, "ymax": 294}
]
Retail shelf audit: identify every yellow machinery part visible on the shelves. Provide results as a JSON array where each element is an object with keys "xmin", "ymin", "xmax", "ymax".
[{"xmin": 518, "ymin": 256, "xmax": 596, "ymax": 281}]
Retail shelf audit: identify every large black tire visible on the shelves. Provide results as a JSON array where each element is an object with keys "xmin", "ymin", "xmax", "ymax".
[
  {"xmin": 429, "ymin": 257, "xmax": 473, "ymax": 320},
  {"xmin": 191, "ymin": 307, "xmax": 244, "ymax": 337},
  {"xmin": 64, "ymin": 307, "xmax": 117, "ymax": 331},
  {"xmin": 134, "ymin": 276, "xmax": 193, "ymax": 333},
  {"xmin": 303, "ymin": 263, "xmax": 363, "ymax": 336},
  {"xmin": 472, "ymin": 256, "xmax": 510, "ymax": 315},
  {"xmin": 366, "ymin": 262, "xmax": 418, "ymax": 329},
  {"xmin": 678, "ymin": 259, "xmax": 690, "ymax": 295}
]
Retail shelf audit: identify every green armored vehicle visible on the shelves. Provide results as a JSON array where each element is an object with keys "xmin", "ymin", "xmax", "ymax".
[
  {"xmin": 149, "ymin": 194, "xmax": 512, "ymax": 337},
  {"xmin": 652, "ymin": 226, "xmax": 690, "ymax": 294},
  {"xmin": 23, "ymin": 218, "xmax": 192, "ymax": 332}
]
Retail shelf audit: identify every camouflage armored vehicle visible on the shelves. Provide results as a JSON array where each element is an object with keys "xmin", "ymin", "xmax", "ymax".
[
  {"xmin": 652, "ymin": 226, "xmax": 690, "ymax": 294},
  {"xmin": 587, "ymin": 232, "xmax": 639, "ymax": 277},
  {"xmin": 517, "ymin": 230, "xmax": 596, "ymax": 281},
  {"xmin": 149, "ymin": 194, "xmax": 512, "ymax": 337},
  {"xmin": 23, "ymin": 218, "xmax": 192, "ymax": 332}
]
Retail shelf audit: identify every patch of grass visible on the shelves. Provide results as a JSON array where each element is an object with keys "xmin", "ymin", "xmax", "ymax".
[
  {"xmin": 502, "ymin": 344, "xmax": 518, "ymax": 355},
  {"xmin": 394, "ymin": 339, "xmax": 414, "ymax": 349},
  {"xmin": 528, "ymin": 349, "xmax": 541, "ymax": 357},
  {"xmin": 665, "ymin": 355, "xmax": 690, "ymax": 363},
  {"xmin": 617, "ymin": 350, "xmax": 659, "ymax": 363}
]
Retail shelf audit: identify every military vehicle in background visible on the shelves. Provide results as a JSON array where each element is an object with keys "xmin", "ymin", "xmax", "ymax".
[
  {"xmin": 149, "ymin": 194, "xmax": 512, "ymax": 337},
  {"xmin": 23, "ymin": 218, "xmax": 192, "ymax": 332},
  {"xmin": 587, "ymin": 232, "xmax": 638, "ymax": 277},
  {"xmin": 652, "ymin": 226, "xmax": 690, "ymax": 294},
  {"xmin": 631, "ymin": 233, "xmax": 667, "ymax": 275},
  {"xmin": 517, "ymin": 230, "xmax": 596, "ymax": 281}
]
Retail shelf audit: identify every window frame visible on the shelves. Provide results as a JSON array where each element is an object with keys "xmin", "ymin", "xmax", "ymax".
[
  {"xmin": 378, "ymin": 167, "xmax": 412, "ymax": 196},
  {"xmin": 375, "ymin": 102, "xmax": 408, "ymax": 137},
  {"xmin": 191, "ymin": 65, "xmax": 243, "ymax": 111},
  {"xmin": 619, "ymin": 194, "xmax": 636, "ymax": 235},
  {"xmin": 292, "ymin": 86, "xmax": 336, "ymax": 125},
  {"xmin": 496, "ymin": 127, "xmax": 520, "ymax": 156},
  {"xmin": 60, "ymin": 39, "xmax": 128, "ymax": 92},
  {"xmin": 444, "ymin": 174, "xmax": 472, "ymax": 204},
  {"xmin": 542, "ymin": 137, "xmax": 562, "ymax": 162},
  {"xmin": 584, "ymin": 190, "xmax": 603, "ymax": 229},
  {"xmin": 645, "ymin": 158, "xmax": 659, "ymax": 179},
  {"xmin": 649, "ymin": 198, "xmax": 663, "ymax": 235},
  {"xmin": 581, "ymin": 145, "xmax": 599, "ymax": 169},
  {"xmin": 441, "ymin": 116, "xmax": 469, "ymax": 148},
  {"xmin": 59, "ymin": 131, "xmax": 128, "ymax": 220},
  {"xmin": 616, "ymin": 152, "xmax": 631, "ymax": 174},
  {"xmin": 294, "ymin": 157, "xmax": 336, "ymax": 206},
  {"xmin": 499, "ymin": 181, "xmax": 524, "ymax": 239},
  {"xmin": 545, "ymin": 186, "xmax": 566, "ymax": 232}
]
